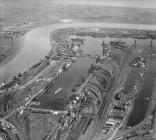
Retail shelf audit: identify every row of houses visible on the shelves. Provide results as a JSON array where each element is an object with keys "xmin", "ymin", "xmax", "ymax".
[{"xmin": 102, "ymin": 91, "xmax": 131, "ymax": 135}]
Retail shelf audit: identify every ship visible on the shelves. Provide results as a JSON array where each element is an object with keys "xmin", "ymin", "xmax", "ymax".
[{"xmin": 55, "ymin": 88, "xmax": 62, "ymax": 94}]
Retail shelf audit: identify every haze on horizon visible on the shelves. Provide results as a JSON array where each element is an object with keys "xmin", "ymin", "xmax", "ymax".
[
  {"xmin": 56, "ymin": 0, "xmax": 156, "ymax": 9},
  {"xmin": 1, "ymin": 0, "xmax": 156, "ymax": 9}
]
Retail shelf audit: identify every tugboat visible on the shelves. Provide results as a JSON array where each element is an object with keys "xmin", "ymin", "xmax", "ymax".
[{"xmin": 55, "ymin": 88, "xmax": 62, "ymax": 94}]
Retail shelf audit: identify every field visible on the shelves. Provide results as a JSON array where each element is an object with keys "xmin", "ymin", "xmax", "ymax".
[{"xmin": 0, "ymin": 37, "xmax": 22, "ymax": 67}]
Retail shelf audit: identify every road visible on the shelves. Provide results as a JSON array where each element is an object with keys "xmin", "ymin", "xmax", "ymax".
[
  {"xmin": 78, "ymin": 39, "xmax": 152, "ymax": 140},
  {"xmin": 76, "ymin": 74, "xmax": 92, "ymax": 95},
  {"xmin": 100, "ymin": 46, "xmax": 156, "ymax": 140},
  {"xmin": 29, "ymin": 107, "xmax": 68, "ymax": 114},
  {"xmin": 151, "ymin": 81, "xmax": 156, "ymax": 139},
  {"xmin": 0, "ymin": 87, "xmax": 45, "ymax": 121},
  {"xmin": 79, "ymin": 45, "xmax": 131, "ymax": 140}
]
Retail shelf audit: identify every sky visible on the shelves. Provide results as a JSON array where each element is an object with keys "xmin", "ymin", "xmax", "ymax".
[{"xmin": 56, "ymin": 0, "xmax": 156, "ymax": 9}]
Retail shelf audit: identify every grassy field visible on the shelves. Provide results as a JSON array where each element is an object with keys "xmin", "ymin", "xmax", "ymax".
[
  {"xmin": 29, "ymin": 113, "xmax": 59, "ymax": 140},
  {"xmin": 0, "ymin": 37, "xmax": 22, "ymax": 67}
]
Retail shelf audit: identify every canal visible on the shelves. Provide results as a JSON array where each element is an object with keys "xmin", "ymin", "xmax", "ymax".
[
  {"xmin": 35, "ymin": 56, "xmax": 95, "ymax": 110},
  {"xmin": 127, "ymin": 50, "xmax": 156, "ymax": 127},
  {"xmin": 34, "ymin": 36, "xmax": 154, "ymax": 111}
]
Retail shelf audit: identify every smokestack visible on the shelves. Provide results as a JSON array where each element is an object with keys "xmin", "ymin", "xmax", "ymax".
[
  {"xmin": 150, "ymin": 40, "xmax": 153, "ymax": 47},
  {"xmin": 102, "ymin": 41, "xmax": 105, "ymax": 56}
]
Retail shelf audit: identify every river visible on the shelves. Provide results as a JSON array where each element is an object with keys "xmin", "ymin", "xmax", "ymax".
[
  {"xmin": 1, "ymin": 22, "xmax": 156, "ymax": 123},
  {"xmin": 1, "ymin": 22, "xmax": 156, "ymax": 83}
]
